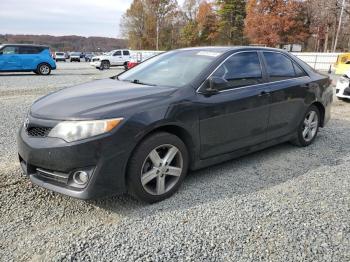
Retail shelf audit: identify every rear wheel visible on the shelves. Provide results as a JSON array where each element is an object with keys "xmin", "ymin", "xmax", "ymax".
[
  {"xmin": 291, "ymin": 105, "xmax": 320, "ymax": 147},
  {"xmin": 37, "ymin": 63, "xmax": 51, "ymax": 75},
  {"xmin": 127, "ymin": 132, "xmax": 189, "ymax": 203}
]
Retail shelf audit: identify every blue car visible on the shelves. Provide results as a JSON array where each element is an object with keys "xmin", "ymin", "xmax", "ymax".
[{"xmin": 0, "ymin": 44, "xmax": 56, "ymax": 75}]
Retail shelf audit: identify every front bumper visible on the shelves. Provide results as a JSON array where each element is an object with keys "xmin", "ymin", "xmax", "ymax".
[
  {"xmin": 17, "ymin": 122, "xmax": 130, "ymax": 199},
  {"xmin": 90, "ymin": 61, "xmax": 101, "ymax": 67},
  {"xmin": 336, "ymin": 81, "xmax": 350, "ymax": 98}
]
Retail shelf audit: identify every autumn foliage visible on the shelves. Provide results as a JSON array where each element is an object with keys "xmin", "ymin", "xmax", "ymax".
[
  {"xmin": 244, "ymin": 0, "xmax": 310, "ymax": 46},
  {"xmin": 121, "ymin": 0, "xmax": 348, "ymax": 51}
]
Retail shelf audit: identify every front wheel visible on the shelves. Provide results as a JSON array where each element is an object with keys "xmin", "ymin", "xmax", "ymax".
[
  {"xmin": 101, "ymin": 60, "xmax": 110, "ymax": 69},
  {"xmin": 291, "ymin": 105, "xmax": 320, "ymax": 147},
  {"xmin": 37, "ymin": 63, "xmax": 51, "ymax": 75},
  {"xmin": 127, "ymin": 132, "xmax": 189, "ymax": 203}
]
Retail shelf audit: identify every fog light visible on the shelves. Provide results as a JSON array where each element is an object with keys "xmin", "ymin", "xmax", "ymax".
[{"xmin": 73, "ymin": 171, "xmax": 89, "ymax": 185}]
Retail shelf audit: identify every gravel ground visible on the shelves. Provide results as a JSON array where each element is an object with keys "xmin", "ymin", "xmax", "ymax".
[{"xmin": 0, "ymin": 65, "xmax": 349, "ymax": 261}]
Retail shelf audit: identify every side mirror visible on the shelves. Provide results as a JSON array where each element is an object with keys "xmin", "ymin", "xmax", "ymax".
[{"xmin": 202, "ymin": 76, "xmax": 226, "ymax": 96}]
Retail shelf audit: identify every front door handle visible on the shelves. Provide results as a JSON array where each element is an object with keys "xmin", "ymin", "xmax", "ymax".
[{"xmin": 259, "ymin": 91, "xmax": 270, "ymax": 97}]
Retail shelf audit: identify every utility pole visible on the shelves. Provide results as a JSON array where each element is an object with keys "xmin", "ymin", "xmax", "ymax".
[{"xmin": 334, "ymin": 0, "xmax": 346, "ymax": 52}]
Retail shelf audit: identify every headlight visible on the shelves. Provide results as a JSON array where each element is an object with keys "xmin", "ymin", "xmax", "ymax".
[
  {"xmin": 339, "ymin": 76, "xmax": 350, "ymax": 85},
  {"xmin": 48, "ymin": 118, "xmax": 123, "ymax": 142}
]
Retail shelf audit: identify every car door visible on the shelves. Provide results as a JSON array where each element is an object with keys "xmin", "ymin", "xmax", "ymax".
[
  {"xmin": 0, "ymin": 46, "xmax": 21, "ymax": 70},
  {"xmin": 198, "ymin": 51, "xmax": 271, "ymax": 159},
  {"xmin": 123, "ymin": 50, "xmax": 131, "ymax": 63},
  {"xmin": 111, "ymin": 50, "xmax": 123, "ymax": 65},
  {"xmin": 261, "ymin": 51, "xmax": 311, "ymax": 140},
  {"xmin": 19, "ymin": 46, "xmax": 42, "ymax": 70}
]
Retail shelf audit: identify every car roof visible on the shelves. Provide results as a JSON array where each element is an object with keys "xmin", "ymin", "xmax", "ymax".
[
  {"xmin": 1, "ymin": 43, "xmax": 49, "ymax": 48},
  {"xmin": 177, "ymin": 46, "xmax": 287, "ymax": 54}
]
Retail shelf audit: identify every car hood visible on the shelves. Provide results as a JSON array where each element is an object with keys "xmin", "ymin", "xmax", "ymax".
[
  {"xmin": 30, "ymin": 78, "xmax": 177, "ymax": 120},
  {"xmin": 92, "ymin": 55, "xmax": 108, "ymax": 60}
]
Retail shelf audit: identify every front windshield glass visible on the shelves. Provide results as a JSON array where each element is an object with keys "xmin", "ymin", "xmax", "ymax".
[{"xmin": 118, "ymin": 50, "xmax": 223, "ymax": 87}]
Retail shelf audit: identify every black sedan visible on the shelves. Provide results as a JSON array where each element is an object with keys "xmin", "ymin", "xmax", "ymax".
[{"xmin": 17, "ymin": 47, "xmax": 333, "ymax": 203}]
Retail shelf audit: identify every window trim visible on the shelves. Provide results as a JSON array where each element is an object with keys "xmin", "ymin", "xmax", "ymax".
[{"xmin": 197, "ymin": 50, "xmax": 311, "ymax": 94}]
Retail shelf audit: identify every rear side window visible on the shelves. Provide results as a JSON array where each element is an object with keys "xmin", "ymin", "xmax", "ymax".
[
  {"xmin": 263, "ymin": 52, "xmax": 296, "ymax": 81},
  {"xmin": 212, "ymin": 52, "xmax": 263, "ymax": 90},
  {"xmin": 1, "ymin": 46, "xmax": 19, "ymax": 54},
  {"xmin": 19, "ymin": 46, "xmax": 44, "ymax": 54},
  {"xmin": 123, "ymin": 50, "xmax": 130, "ymax": 56}
]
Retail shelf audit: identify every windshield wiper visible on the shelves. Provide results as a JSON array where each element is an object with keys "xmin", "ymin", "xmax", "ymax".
[{"xmin": 130, "ymin": 79, "xmax": 157, "ymax": 86}]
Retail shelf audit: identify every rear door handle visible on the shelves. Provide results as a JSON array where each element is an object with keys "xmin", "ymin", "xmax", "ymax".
[{"xmin": 259, "ymin": 91, "xmax": 270, "ymax": 97}]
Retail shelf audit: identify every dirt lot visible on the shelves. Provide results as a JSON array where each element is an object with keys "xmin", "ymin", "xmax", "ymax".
[{"xmin": 0, "ymin": 64, "xmax": 349, "ymax": 261}]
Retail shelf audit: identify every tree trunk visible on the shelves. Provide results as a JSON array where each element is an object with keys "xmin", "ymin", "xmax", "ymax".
[
  {"xmin": 156, "ymin": 20, "xmax": 160, "ymax": 50},
  {"xmin": 324, "ymin": 24, "xmax": 329, "ymax": 52}
]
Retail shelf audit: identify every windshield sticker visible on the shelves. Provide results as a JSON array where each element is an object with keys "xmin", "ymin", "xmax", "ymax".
[{"xmin": 196, "ymin": 51, "xmax": 221, "ymax": 57}]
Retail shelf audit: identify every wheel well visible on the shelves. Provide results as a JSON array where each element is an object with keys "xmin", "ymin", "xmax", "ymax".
[
  {"xmin": 126, "ymin": 125, "xmax": 196, "ymax": 176},
  {"xmin": 37, "ymin": 62, "xmax": 51, "ymax": 69},
  {"xmin": 101, "ymin": 60, "xmax": 110, "ymax": 64},
  {"xmin": 312, "ymin": 102, "xmax": 325, "ymax": 127}
]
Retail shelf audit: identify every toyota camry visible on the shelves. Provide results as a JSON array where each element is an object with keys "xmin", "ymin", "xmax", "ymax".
[{"xmin": 17, "ymin": 47, "xmax": 333, "ymax": 203}]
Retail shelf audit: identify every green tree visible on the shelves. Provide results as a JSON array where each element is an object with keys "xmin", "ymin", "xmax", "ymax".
[{"xmin": 216, "ymin": 0, "xmax": 246, "ymax": 45}]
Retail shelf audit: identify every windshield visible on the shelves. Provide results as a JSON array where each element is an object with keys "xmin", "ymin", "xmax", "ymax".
[
  {"xmin": 71, "ymin": 52, "xmax": 80, "ymax": 56},
  {"xmin": 118, "ymin": 50, "xmax": 223, "ymax": 88},
  {"xmin": 56, "ymin": 52, "xmax": 64, "ymax": 55}
]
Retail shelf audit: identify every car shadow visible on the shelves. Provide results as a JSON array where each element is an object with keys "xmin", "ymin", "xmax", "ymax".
[{"xmin": 92, "ymin": 118, "xmax": 350, "ymax": 217}]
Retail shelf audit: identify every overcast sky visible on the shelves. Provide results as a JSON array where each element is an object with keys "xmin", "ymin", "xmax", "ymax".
[{"xmin": 0, "ymin": 0, "xmax": 185, "ymax": 38}]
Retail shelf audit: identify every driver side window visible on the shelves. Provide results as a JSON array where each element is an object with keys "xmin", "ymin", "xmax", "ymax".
[
  {"xmin": 212, "ymin": 52, "xmax": 263, "ymax": 90},
  {"xmin": 2, "ymin": 46, "xmax": 19, "ymax": 55},
  {"xmin": 113, "ymin": 51, "xmax": 121, "ymax": 56}
]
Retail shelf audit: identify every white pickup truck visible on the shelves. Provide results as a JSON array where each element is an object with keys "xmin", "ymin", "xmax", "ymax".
[{"xmin": 90, "ymin": 50, "xmax": 132, "ymax": 69}]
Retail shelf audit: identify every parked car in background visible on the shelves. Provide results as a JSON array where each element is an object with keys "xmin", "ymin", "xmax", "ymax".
[
  {"xmin": 126, "ymin": 59, "xmax": 139, "ymax": 70},
  {"xmin": 126, "ymin": 51, "xmax": 162, "ymax": 70},
  {"xmin": 84, "ymin": 52, "xmax": 94, "ymax": 62},
  {"xmin": 17, "ymin": 47, "xmax": 333, "ymax": 203},
  {"xmin": 90, "ymin": 49, "xmax": 131, "ymax": 69},
  {"xmin": 70, "ymin": 52, "xmax": 81, "ymax": 62},
  {"xmin": 54, "ymin": 52, "xmax": 66, "ymax": 62},
  {"xmin": 334, "ymin": 53, "xmax": 350, "ymax": 75},
  {"xmin": 0, "ymin": 44, "xmax": 56, "ymax": 75},
  {"xmin": 336, "ymin": 72, "xmax": 350, "ymax": 100}
]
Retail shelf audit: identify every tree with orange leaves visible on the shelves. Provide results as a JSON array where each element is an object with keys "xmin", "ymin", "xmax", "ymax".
[
  {"xmin": 244, "ymin": 0, "xmax": 310, "ymax": 47},
  {"xmin": 197, "ymin": 1, "xmax": 219, "ymax": 45}
]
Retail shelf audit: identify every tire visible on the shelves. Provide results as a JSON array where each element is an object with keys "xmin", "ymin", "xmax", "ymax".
[
  {"xmin": 127, "ymin": 132, "xmax": 189, "ymax": 203},
  {"xmin": 101, "ymin": 60, "xmax": 110, "ymax": 70},
  {"xmin": 36, "ymin": 63, "xmax": 51, "ymax": 75},
  {"xmin": 291, "ymin": 105, "xmax": 320, "ymax": 147}
]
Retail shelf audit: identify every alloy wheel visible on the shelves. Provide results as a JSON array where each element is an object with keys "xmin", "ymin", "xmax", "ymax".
[
  {"xmin": 140, "ymin": 144, "xmax": 183, "ymax": 196},
  {"xmin": 302, "ymin": 110, "xmax": 319, "ymax": 142},
  {"xmin": 40, "ymin": 64, "xmax": 50, "ymax": 75}
]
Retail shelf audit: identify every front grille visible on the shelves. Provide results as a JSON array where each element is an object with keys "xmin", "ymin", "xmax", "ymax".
[{"xmin": 26, "ymin": 127, "xmax": 52, "ymax": 137}]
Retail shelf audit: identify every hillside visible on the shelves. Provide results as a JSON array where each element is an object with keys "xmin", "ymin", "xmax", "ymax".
[{"xmin": 0, "ymin": 34, "xmax": 128, "ymax": 52}]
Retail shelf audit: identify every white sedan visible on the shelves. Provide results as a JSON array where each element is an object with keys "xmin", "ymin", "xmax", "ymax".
[{"xmin": 336, "ymin": 72, "xmax": 350, "ymax": 99}]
